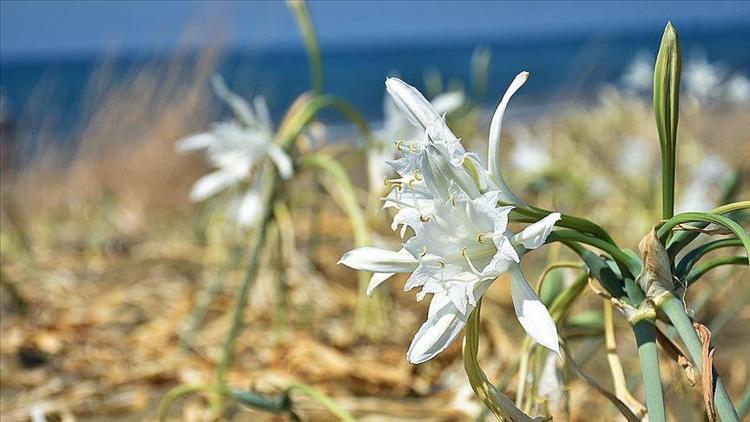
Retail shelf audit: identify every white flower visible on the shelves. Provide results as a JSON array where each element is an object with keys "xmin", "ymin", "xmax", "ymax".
[
  {"xmin": 367, "ymin": 85, "xmax": 465, "ymax": 196},
  {"xmin": 176, "ymin": 76, "xmax": 293, "ymax": 227},
  {"xmin": 340, "ymin": 74, "xmax": 561, "ymax": 364}
]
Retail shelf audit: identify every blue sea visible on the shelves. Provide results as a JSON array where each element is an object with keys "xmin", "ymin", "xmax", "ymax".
[{"xmin": 1, "ymin": 24, "xmax": 749, "ymax": 151}]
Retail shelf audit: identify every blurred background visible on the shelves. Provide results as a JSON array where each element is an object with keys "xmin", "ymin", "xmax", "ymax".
[
  {"xmin": 2, "ymin": 1, "xmax": 749, "ymax": 157},
  {"xmin": 1, "ymin": 1, "xmax": 749, "ymax": 421}
]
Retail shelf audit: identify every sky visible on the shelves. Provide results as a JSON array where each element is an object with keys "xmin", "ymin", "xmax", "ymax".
[{"xmin": 2, "ymin": 1, "xmax": 749, "ymax": 60}]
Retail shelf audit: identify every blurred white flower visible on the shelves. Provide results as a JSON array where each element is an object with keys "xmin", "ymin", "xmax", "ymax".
[
  {"xmin": 341, "ymin": 75, "xmax": 561, "ymax": 364},
  {"xmin": 617, "ymin": 136, "xmax": 654, "ymax": 177},
  {"xmin": 684, "ymin": 54, "xmax": 727, "ymax": 105},
  {"xmin": 621, "ymin": 51, "xmax": 654, "ymax": 93},
  {"xmin": 724, "ymin": 74, "xmax": 750, "ymax": 105},
  {"xmin": 677, "ymin": 154, "xmax": 732, "ymax": 213},
  {"xmin": 510, "ymin": 127, "xmax": 550, "ymax": 174},
  {"xmin": 176, "ymin": 76, "xmax": 293, "ymax": 227}
]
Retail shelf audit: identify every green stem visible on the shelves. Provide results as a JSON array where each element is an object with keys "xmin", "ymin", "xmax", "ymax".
[
  {"xmin": 508, "ymin": 202, "xmax": 617, "ymax": 245},
  {"xmin": 287, "ymin": 0, "xmax": 323, "ymax": 95},
  {"xmin": 216, "ymin": 166, "xmax": 279, "ymax": 386},
  {"xmin": 660, "ymin": 207, "xmax": 750, "ymax": 259},
  {"xmin": 675, "ymin": 238, "xmax": 743, "ymax": 279},
  {"xmin": 711, "ymin": 200, "xmax": 750, "ymax": 215},
  {"xmin": 684, "ymin": 256, "xmax": 748, "ymax": 286},
  {"xmin": 546, "ymin": 230, "xmax": 641, "ymax": 280},
  {"xmin": 158, "ymin": 384, "xmax": 217, "ymax": 420},
  {"xmin": 286, "ymin": 383, "xmax": 356, "ymax": 422},
  {"xmin": 633, "ymin": 320, "xmax": 666, "ymax": 422},
  {"xmin": 658, "ymin": 212, "xmax": 750, "ymax": 251},
  {"xmin": 554, "ymin": 240, "xmax": 627, "ymax": 299},
  {"xmin": 276, "ymin": 95, "xmax": 374, "ymax": 149},
  {"xmin": 464, "ymin": 301, "xmax": 537, "ymax": 421},
  {"xmin": 300, "ymin": 153, "xmax": 380, "ymax": 336},
  {"xmin": 659, "ymin": 294, "xmax": 740, "ymax": 421}
]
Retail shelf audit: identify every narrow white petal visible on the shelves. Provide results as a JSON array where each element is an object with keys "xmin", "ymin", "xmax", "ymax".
[
  {"xmin": 175, "ymin": 133, "xmax": 215, "ymax": 153},
  {"xmin": 367, "ymin": 272, "xmax": 395, "ymax": 296},
  {"xmin": 266, "ymin": 144, "xmax": 294, "ymax": 179},
  {"xmin": 189, "ymin": 170, "xmax": 236, "ymax": 201},
  {"xmin": 233, "ymin": 187, "xmax": 262, "ymax": 227},
  {"xmin": 407, "ymin": 292, "xmax": 468, "ymax": 364},
  {"xmin": 487, "ymin": 72, "xmax": 529, "ymax": 202},
  {"xmin": 338, "ymin": 247, "xmax": 418, "ymax": 273},
  {"xmin": 431, "ymin": 91, "xmax": 465, "ymax": 114},
  {"xmin": 510, "ymin": 264, "xmax": 560, "ymax": 354},
  {"xmin": 513, "ymin": 212, "xmax": 561, "ymax": 250},
  {"xmin": 211, "ymin": 75, "xmax": 256, "ymax": 126},
  {"xmin": 385, "ymin": 77, "xmax": 440, "ymax": 131}
]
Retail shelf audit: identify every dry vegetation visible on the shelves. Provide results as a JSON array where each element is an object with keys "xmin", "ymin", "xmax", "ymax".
[{"xmin": 1, "ymin": 47, "xmax": 749, "ymax": 421}]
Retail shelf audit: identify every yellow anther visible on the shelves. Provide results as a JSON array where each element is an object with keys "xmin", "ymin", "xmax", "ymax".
[
  {"xmin": 451, "ymin": 195, "xmax": 457, "ymax": 206},
  {"xmin": 477, "ymin": 233, "xmax": 485, "ymax": 244},
  {"xmin": 420, "ymin": 246, "xmax": 428, "ymax": 257},
  {"xmin": 419, "ymin": 214, "xmax": 431, "ymax": 223},
  {"xmin": 460, "ymin": 247, "xmax": 468, "ymax": 257},
  {"xmin": 438, "ymin": 260, "xmax": 445, "ymax": 268},
  {"xmin": 383, "ymin": 176, "xmax": 390, "ymax": 186},
  {"xmin": 395, "ymin": 140, "xmax": 404, "ymax": 150},
  {"xmin": 408, "ymin": 142, "xmax": 419, "ymax": 152},
  {"xmin": 413, "ymin": 169, "xmax": 423, "ymax": 181},
  {"xmin": 407, "ymin": 178, "xmax": 415, "ymax": 189}
]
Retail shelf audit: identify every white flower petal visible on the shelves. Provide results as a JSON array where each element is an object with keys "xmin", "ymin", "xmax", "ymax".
[
  {"xmin": 488, "ymin": 71, "xmax": 528, "ymax": 203},
  {"xmin": 266, "ymin": 144, "xmax": 294, "ymax": 179},
  {"xmin": 513, "ymin": 212, "xmax": 561, "ymax": 250},
  {"xmin": 175, "ymin": 133, "xmax": 215, "ymax": 153},
  {"xmin": 189, "ymin": 170, "xmax": 237, "ymax": 202},
  {"xmin": 233, "ymin": 187, "xmax": 262, "ymax": 227},
  {"xmin": 211, "ymin": 75, "xmax": 257, "ymax": 126},
  {"xmin": 510, "ymin": 264, "xmax": 560, "ymax": 354},
  {"xmin": 407, "ymin": 292, "xmax": 468, "ymax": 364},
  {"xmin": 367, "ymin": 272, "xmax": 395, "ymax": 296},
  {"xmin": 338, "ymin": 247, "xmax": 418, "ymax": 273},
  {"xmin": 385, "ymin": 77, "xmax": 441, "ymax": 131}
]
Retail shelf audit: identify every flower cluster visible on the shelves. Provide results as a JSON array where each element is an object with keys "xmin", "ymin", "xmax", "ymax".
[
  {"xmin": 340, "ymin": 73, "xmax": 562, "ymax": 364},
  {"xmin": 176, "ymin": 76, "xmax": 293, "ymax": 227}
]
